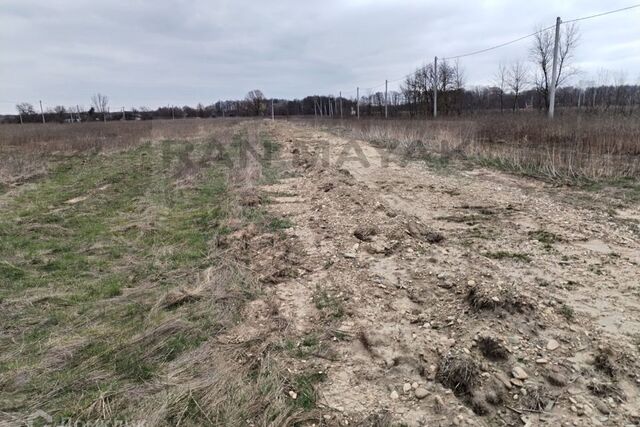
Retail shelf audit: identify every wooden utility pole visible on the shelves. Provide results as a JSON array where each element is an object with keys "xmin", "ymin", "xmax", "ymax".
[
  {"xmin": 433, "ymin": 57, "xmax": 438, "ymax": 118},
  {"xmin": 271, "ymin": 99, "xmax": 275, "ymax": 121},
  {"xmin": 77, "ymin": 105, "xmax": 81, "ymax": 122},
  {"xmin": 548, "ymin": 17, "xmax": 561, "ymax": 119},
  {"xmin": 39, "ymin": 100, "xmax": 45, "ymax": 123},
  {"xmin": 314, "ymin": 98, "xmax": 318, "ymax": 118},
  {"xmin": 339, "ymin": 91, "xmax": 343, "ymax": 118},
  {"xmin": 384, "ymin": 79, "xmax": 388, "ymax": 118},
  {"xmin": 18, "ymin": 112, "xmax": 23, "ymax": 125},
  {"xmin": 356, "ymin": 87, "xmax": 360, "ymax": 119}
]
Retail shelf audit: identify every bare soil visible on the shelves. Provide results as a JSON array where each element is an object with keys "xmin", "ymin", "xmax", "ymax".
[{"xmin": 244, "ymin": 121, "xmax": 640, "ymax": 426}]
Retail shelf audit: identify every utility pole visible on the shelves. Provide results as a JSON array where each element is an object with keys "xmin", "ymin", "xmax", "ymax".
[
  {"xmin": 548, "ymin": 16, "xmax": 561, "ymax": 119},
  {"xmin": 77, "ymin": 105, "xmax": 81, "ymax": 122},
  {"xmin": 39, "ymin": 100, "xmax": 45, "ymax": 123},
  {"xmin": 122, "ymin": 107, "xmax": 126, "ymax": 121},
  {"xmin": 339, "ymin": 91, "xmax": 343, "ymax": 118},
  {"xmin": 314, "ymin": 98, "xmax": 318, "ymax": 118},
  {"xmin": 271, "ymin": 99, "xmax": 275, "ymax": 121},
  {"xmin": 577, "ymin": 89, "xmax": 582, "ymax": 109},
  {"xmin": 356, "ymin": 87, "xmax": 360, "ymax": 119},
  {"xmin": 384, "ymin": 79, "xmax": 388, "ymax": 118},
  {"xmin": 18, "ymin": 111, "xmax": 23, "ymax": 125},
  {"xmin": 433, "ymin": 57, "xmax": 438, "ymax": 118}
]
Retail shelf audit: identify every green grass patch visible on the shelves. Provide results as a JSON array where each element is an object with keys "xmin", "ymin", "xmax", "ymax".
[
  {"xmin": 292, "ymin": 371, "xmax": 327, "ymax": 410},
  {"xmin": 312, "ymin": 286, "xmax": 345, "ymax": 319}
]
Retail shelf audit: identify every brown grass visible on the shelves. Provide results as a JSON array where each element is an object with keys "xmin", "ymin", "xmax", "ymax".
[
  {"xmin": 436, "ymin": 352, "xmax": 480, "ymax": 395},
  {"xmin": 0, "ymin": 118, "xmax": 242, "ymax": 187},
  {"xmin": 315, "ymin": 113, "xmax": 640, "ymax": 180},
  {"xmin": 0, "ymin": 119, "xmax": 310, "ymax": 426}
]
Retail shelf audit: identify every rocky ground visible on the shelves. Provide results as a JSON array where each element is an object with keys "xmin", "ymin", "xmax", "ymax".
[{"xmin": 239, "ymin": 120, "xmax": 640, "ymax": 426}]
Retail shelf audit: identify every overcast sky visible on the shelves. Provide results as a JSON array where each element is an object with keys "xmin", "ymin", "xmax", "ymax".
[{"xmin": 1, "ymin": 0, "xmax": 639, "ymax": 113}]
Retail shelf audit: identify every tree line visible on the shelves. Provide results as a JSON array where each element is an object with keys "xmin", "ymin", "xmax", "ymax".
[{"xmin": 6, "ymin": 23, "xmax": 640, "ymax": 124}]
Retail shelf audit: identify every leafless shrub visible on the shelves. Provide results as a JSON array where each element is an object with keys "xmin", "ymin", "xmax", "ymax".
[
  {"xmin": 521, "ymin": 385, "xmax": 552, "ymax": 411},
  {"xmin": 587, "ymin": 379, "xmax": 625, "ymax": 401},
  {"xmin": 436, "ymin": 352, "xmax": 480, "ymax": 395},
  {"xmin": 466, "ymin": 282, "xmax": 533, "ymax": 314},
  {"xmin": 594, "ymin": 348, "xmax": 618, "ymax": 378}
]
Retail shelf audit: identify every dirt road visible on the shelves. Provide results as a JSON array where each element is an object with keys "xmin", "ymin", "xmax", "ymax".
[{"xmin": 253, "ymin": 121, "xmax": 640, "ymax": 426}]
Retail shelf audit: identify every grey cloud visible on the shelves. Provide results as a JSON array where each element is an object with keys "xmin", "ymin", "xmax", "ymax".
[{"xmin": 1, "ymin": 0, "xmax": 639, "ymax": 112}]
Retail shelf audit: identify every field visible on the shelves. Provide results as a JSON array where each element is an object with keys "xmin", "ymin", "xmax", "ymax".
[{"xmin": 1, "ymin": 117, "xmax": 640, "ymax": 426}]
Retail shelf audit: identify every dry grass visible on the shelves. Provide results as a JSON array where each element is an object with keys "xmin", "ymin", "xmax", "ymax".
[
  {"xmin": 315, "ymin": 113, "xmax": 640, "ymax": 181},
  {"xmin": 436, "ymin": 352, "xmax": 480, "ymax": 395},
  {"xmin": 0, "ymin": 118, "xmax": 242, "ymax": 188},
  {"xmin": 521, "ymin": 385, "xmax": 551, "ymax": 411},
  {"xmin": 0, "ymin": 119, "xmax": 311, "ymax": 425}
]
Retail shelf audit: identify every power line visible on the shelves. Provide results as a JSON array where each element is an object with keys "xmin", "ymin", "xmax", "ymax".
[
  {"xmin": 339, "ymin": 3, "xmax": 640, "ymax": 96},
  {"xmin": 563, "ymin": 3, "xmax": 640, "ymax": 23},
  {"xmin": 442, "ymin": 25, "xmax": 555, "ymax": 60}
]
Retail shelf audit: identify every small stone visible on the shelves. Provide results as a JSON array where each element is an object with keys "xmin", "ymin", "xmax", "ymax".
[
  {"xmin": 390, "ymin": 390, "xmax": 399, "ymax": 400},
  {"xmin": 412, "ymin": 382, "xmax": 419, "ymax": 389},
  {"xmin": 403, "ymin": 383, "xmax": 412, "ymax": 393},
  {"xmin": 343, "ymin": 252, "xmax": 357, "ymax": 259},
  {"xmin": 512, "ymin": 366, "xmax": 529, "ymax": 380},
  {"xmin": 511, "ymin": 378, "xmax": 525, "ymax": 387},
  {"xmin": 289, "ymin": 391, "xmax": 297, "ymax": 399},
  {"xmin": 594, "ymin": 400, "xmax": 610, "ymax": 415},
  {"xmin": 546, "ymin": 339, "xmax": 560, "ymax": 351},
  {"xmin": 415, "ymin": 388, "xmax": 429, "ymax": 399},
  {"xmin": 536, "ymin": 358, "xmax": 548, "ymax": 364},
  {"xmin": 495, "ymin": 372, "xmax": 513, "ymax": 389}
]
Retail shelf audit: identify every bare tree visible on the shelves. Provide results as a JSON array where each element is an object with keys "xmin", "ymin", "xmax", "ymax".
[
  {"xmin": 508, "ymin": 61, "xmax": 528, "ymax": 112},
  {"xmin": 530, "ymin": 23, "xmax": 579, "ymax": 110},
  {"xmin": 91, "ymin": 93, "xmax": 109, "ymax": 121},
  {"xmin": 245, "ymin": 90, "xmax": 265, "ymax": 116},
  {"xmin": 91, "ymin": 93, "xmax": 109, "ymax": 113},
  {"xmin": 494, "ymin": 63, "xmax": 508, "ymax": 113},
  {"xmin": 16, "ymin": 102, "xmax": 36, "ymax": 117},
  {"xmin": 453, "ymin": 60, "xmax": 465, "ymax": 114}
]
